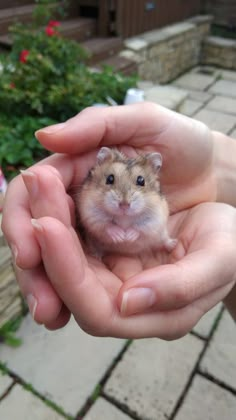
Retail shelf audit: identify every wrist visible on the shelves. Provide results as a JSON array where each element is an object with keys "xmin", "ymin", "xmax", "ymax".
[{"xmin": 213, "ymin": 130, "xmax": 236, "ymax": 206}]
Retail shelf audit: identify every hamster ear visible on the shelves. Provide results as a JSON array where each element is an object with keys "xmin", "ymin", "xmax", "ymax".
[
  {"xmin": 97, "ymin": 147, "xmax": 113, "ymax": 164},
  {"xmin": 146, "ymin": 152, "xmax": 162, "ymax": 172}
]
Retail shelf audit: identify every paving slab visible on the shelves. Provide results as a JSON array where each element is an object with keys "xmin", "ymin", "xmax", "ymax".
[
  {"xmin": 0, "ymin": 371, "xmax": 13, "ymax": 398},
  {"xmin": 209, "ymin": 79, "xmax": 236, "ymax": 98},
  {"xmin": 104, "ymin": 334, "xmax": 203, "ymax": 420},
  {"xmin": 175, "ymin": 374, "xmax": 236, "ymax": 420},
  {"xmin": 0, "ymin": 315, "xmax": 126, "ymax": 416},
  {"xmin": 179, "ymin": 99, "xmax": 203, "ymax": 117},
  {"xmin": 206, "ymin": 95, "xmax": 236, "ymax": 115},
  {"xmin": 191, "ymin": 65, "xmax": 222, "ymax": 79},
  {"xmin": 194, "ymin": 108, "xmax": 236, "ymax": 134},
  {"xmin": 200, "ymin": 311, "xmax": 236, "ymax": 390},
  {"xmin": 144, "ymin": 85, "xmax": 188, "ymax": 111},
  {"xmin": 0, "ymin": 384, "xmax": 64, "ymax": 419},
  {"xmin": 221, "ymin": 69, "xmax": 236, "ymax": 82},
  {"xmin": 184, "ymin": 89, "xmax": 213, "ymax": 104},
  {"xmin": 84, "ymin": 397, "xmax": 132, "ymax": 420},
  {"xmin": 192, "ymin": 304, "xmax": 223, "ymax": 339},
  {"xmin": 173, "ymin": 72, "xmax": 217, "ymax": 91},
  {"xmin": 230, "ymin": 128, "xmax": 236, "ymax": 138}
]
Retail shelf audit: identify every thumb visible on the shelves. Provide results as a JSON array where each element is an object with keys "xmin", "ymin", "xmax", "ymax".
[
  {"xmin": 31, "ymin": 217, "xmax": 118, "ymax": 335},
  {"xmin": 117, "ymin": 249, "xmax": 234, "ymax": 316}
]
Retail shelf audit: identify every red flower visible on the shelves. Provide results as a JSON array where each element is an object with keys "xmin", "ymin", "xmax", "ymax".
[
  {"xmin": 19, "ymin": 50, "xmax": 30, "ymax": 63},
  {"xmin": 9, "ymin": 82, "xmax": 15, "ymax": 89},
  {"xmin": 48, "ymin": 20, "xmax": 60, "ymax": 27},
  {"xmin": 45, "ymin": 26, "xmax": 55, "ymax": 36},
  {"xmin": 45, "ymin": 26, "xmax": 59, "ymax": 36}
]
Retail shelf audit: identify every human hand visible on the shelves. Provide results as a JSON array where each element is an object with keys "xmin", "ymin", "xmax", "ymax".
[
  {"xmin": 1, "ymin": 103, "xmax": 226, "ymax": 334},
  {"xmin": 28, "ymin": 199, "xmax": 236, "ymax": 339}
]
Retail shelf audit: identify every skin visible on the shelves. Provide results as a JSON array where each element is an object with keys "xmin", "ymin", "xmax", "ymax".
[{"xmin": 2, "ymin": 103, "xmax": 236, "ymax": 338}]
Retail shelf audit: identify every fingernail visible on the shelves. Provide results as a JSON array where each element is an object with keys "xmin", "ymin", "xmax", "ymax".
[
  {"xmin": 31, "ymin": 219, "xmax": 45, "ymax": 248},
  {"xmin": 120, "ymin": 288, "xmax": 156, "ymax": 316},
  {"xmin": 31, "ymin": 218, "xmax": 43, "ymax": 232},
  {"xmin": 20, "ymin": 170, "xmax": 38, "ymax": 198},
  {"xmin": 35, "ymin": 123, "xmax": 66, "ymax": 137},
  {"xmin": 26, "ymin": 294, "xmax": 37, "ymax": 320}
]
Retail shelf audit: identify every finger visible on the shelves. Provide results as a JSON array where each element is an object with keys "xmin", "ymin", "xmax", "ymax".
[
  {"xmin": 16, "ymin": 264, "xmax": 64, "ymax": 325},
  {"xmin": 2, "ymin": 154, "xmax": 93, "ymax": 268},
  {"xmin": 21, "ymin": 165, "xmax": 72, "ymax": 225},
  {"xmin": 26, "ymin": 217, "xmax": 233, "ymax": 340},
  {"xmin": 117, "ymin": 243, "xmax": 236, "ymax": 316},
  {"xmin": 31, "ymin": 217, "xmax": 120, "ymax": 336},
  {"xmin": 104, "ymin": 255, "xmax": 143, "ymax": 282},
  {"xmin": 44, "ymin": 305, "xmax": 71, "ymax": 331},
  {"xmin": 35, "ymin": 103, "xmax": 173, "ymax": 154},
  {"xmin": 107, "ymin": 281, "xmax": 234, "ymax": 340}
]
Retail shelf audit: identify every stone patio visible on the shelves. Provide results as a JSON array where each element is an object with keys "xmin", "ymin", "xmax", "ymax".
[{"xmin": 0, "ymin": 65, "xmax": 236, "ymax": 419}]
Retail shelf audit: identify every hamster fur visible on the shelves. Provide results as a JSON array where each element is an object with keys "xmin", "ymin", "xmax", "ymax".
[{"xmin": 76, "ymin": 147, "xmax": 177, "ymax": 257}]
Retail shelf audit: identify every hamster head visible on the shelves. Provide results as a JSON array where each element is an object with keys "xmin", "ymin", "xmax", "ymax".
[{"xmin": 78, "ymin": 147, "xmax": 163, "ymax": 222}]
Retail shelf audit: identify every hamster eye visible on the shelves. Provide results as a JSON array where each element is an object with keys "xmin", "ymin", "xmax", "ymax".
[
  {"xmin": 136, "ymin": 175, "xmax": 145, "ymax": 186},
  {"xmin": 106, "ymin": 174, "xmax": 115, "ymax": 185}
]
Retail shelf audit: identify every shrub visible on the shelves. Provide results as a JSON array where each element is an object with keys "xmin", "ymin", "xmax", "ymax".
[
  {"xmin": 0, "ymin": 114, "xmax": 56, "ymax": 179},
  {"xmin": 0, "ymin": 1, "xmax": 137, "ymax": 121},
  {"xmin": 0, "ymin": 0, "xmax": 137, "ymax": 179}
]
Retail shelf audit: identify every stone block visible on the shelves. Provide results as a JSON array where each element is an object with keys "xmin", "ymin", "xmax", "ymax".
[
  {"xmin": 175, "ymin": 375, "xmax": 236, "ymax": 420},
  {"xmin": 209, "ymin": 79, "xmax": 236, "ymax": 98},
  {"xmin": 124, "ymin": 38, "xmax": 147, "ymax": 52},
  {"xmin": 230, "ymin": 128, "xmax": 236, "ymax": 139},
  {"xmin": 144, "ymin": 85, "xmax": 188, "ymax": 111},
  {"xmin": 0, "ymin": 315, "xmax": 126, "ymax": 416},
  {"xmin": 179, "ymin": 99, "xmax": 202, "ymax": 117},
  {"xmin": 221, "ymin": 69, "xmax": 236, "ymax": 82},
  {"xmin": 200, "ymin": 311, "xmax": 236, "ymax": 390},
  {"xmin": 174, "ymin": 71, "xmax": 217, "ymax": 91},
  {"xmin": 206, "ymin": 36, "xmax": 236, "ymax": 49},
  {"xmin": 192, "ymin": 304, "xmax": 223, "ymax": 339},
  {"xmin": 119, "ymin": 49, "xmax": 145, "ymax": 64},
  {"xmin": 194, "ymin": 108, "xmax": 236, "ymax": 134},
  {"xmin": 84, "ymin": 398, "xmax": 132, "ymax": 420},
  {"xmin": 0, "ymin": 372, "xmax": 13, "ymax": 398},
  {"xmin": 104, "ymin": 335, "xmax": 203, "ymax": 420},
  {"xmin": 0, "ymin": 384, "xmax": 63, "ymax": 419},
  {"xmin": 0, "ymin": 246, "xmax": 22, "ymax": 328},
  {"xmin": 206, "ymin": 95, "xmax": 236, "ymax": 115}
]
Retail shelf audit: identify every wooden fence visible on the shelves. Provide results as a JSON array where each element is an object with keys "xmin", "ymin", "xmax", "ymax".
[
  {"xmin": 204, "ymin": 0, "xmax": 236, "ymax": 27},
  {"xmin": 114, "ymin": 0, "xmax": 203, "ymax": 38},
  {"xmin": 79, "ymin": 0, "xmax": 203, "ymax": 37}
]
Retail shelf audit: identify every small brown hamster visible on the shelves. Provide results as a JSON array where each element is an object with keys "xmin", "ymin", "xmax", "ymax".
[{"xmin": 76, "ymin": 147, "xmax": 177, "ymax": 257}]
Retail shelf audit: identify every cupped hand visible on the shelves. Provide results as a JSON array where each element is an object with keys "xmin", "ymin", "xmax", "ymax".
[
  {"xmin": 29, "ymin": 200, "xmax": 236, "ymax": 339},
  {"xmin": 1, "ymin": 103, "xmax": 222, "ymax": 333}
]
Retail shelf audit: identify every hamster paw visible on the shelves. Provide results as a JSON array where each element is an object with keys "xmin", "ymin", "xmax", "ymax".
[
  {"xmin": 125, "ymin": 228, "xmax": 140, "ymax": 242},
  {"xmin": 106, "ymin": 225, "xmax": 126, "ymax": 243},
  {"xmin": 164, "ymin": 238, "xmax": 178, "ymax": 252}
]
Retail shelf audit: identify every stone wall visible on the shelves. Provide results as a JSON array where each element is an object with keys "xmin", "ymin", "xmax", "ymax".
[
  {"xmin": 201, "ymin": 36, "xmax": 236, "ymax": 70},
  {"xmin": 0, "ymin": 216, "xmax": 23, "ymax": 328},
  {"xmin": 121, "ymin": 15, "xmax": 213, "ymax": 83}
]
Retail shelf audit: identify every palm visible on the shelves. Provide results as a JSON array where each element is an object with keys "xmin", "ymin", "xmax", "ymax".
[{"xmin": 70, "ymin": 202, "xmax": 235, "ymax": 337}]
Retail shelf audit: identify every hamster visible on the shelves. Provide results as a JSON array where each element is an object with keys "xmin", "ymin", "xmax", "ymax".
[{"xmin": 76, "ymin": 147, "xmax": 177, "ymax": 257}]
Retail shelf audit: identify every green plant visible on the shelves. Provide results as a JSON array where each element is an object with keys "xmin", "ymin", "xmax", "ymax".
[
  {"xmin": 0, "ymin": 0, "xmax": 137, "ymax": 121},
  {"xmin": 0, "ymin": 316, "xmax": 23, "ymax": 347},
  {"xmin": 0, "ymin": 114, "xmax": 55, "ymax": 179}
]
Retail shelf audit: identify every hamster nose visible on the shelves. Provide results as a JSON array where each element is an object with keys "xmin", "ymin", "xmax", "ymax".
[{"xmin": 119, "ymin": 201, "xmax": 130, "ymax": 211}]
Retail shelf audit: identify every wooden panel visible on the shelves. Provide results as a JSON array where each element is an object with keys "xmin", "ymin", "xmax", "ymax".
[
  {"xmin": 115, "ymin": 0, "xmax": 202, "ymax": 38},
  {"xmin": 204, "ymin": 0, "xmax": 236, "ymax": 27},
  {"xmin": 0, "ymin": 0, "xmax": 32, "ymax": 9}
]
